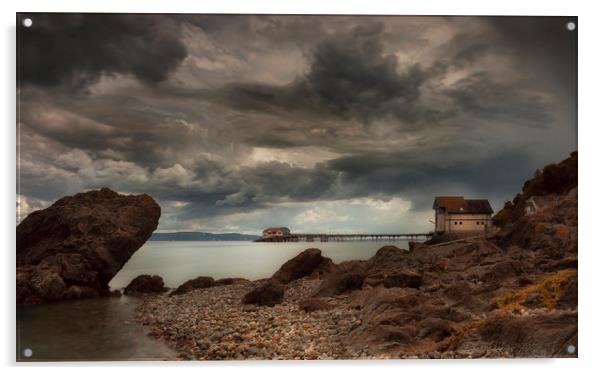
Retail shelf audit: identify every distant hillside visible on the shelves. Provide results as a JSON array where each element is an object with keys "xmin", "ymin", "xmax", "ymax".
[{"xmin": 149, "ymin": 232, "xmax": 260, "ymax": 241}]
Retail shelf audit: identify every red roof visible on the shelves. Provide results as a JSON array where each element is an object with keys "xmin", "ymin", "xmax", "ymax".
[{"xmin": 433, "ymin": 196, "xmax": 493, "ymax": 214}]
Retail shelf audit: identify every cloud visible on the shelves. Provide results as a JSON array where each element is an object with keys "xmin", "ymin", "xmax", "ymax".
[
  {"xmin": 305, "ymin": 22, "xmax": 429, "ymax": 122},
  {"xmin": 444, "ymin": 72, "xmax": 553, "ymax": 127},
  {"xmin": 206, "ymin": 22, "xmax": 441, "ymax": 126},
  {"xmin": 327, "ymin": 148, "xmax": 538, "ymax": 211},
  {"xmin": 16, "ymin": 15, "xmax": 577, "ymax": 233},
  {"xmin": 18, "ymin": 14, "xmax": 187, "ymax": 87}
]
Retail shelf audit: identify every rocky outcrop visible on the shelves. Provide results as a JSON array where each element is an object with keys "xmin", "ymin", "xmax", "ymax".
[
  {"xmin": 315, "ymin": 261, "xmax": 367, "ymax": 297},
  {"xmin": 170, "ymin": 276, "xmax": 250, "ymax": 296},
  {"xmin": 240, "ymin": 248, "xmax": 333, "ymax": 307},
  {"xmin": 271, "ymin": 248, "xmax": 334, "ymax": 284},
  {"xmin": 242, "ymin": 279, "xmax": 285, "ymax": 307},
  {"xmin": 477, "ymin": 309, "xmax": 577, "ymax": 357},
  {"xmin": 492, "ymin": 190, "xmax": 577, "ymax": 259},
  {"xmin": 382, "ymin": 270, "xmax": 422, "ymax": 289},
  {"xmin": 124, "ymin": 275, "xmax": 167, "ymax": 295},
  {"xmin": 214, "ymin": 277, "xmax": 249, "ymax": 286},
  {"xmin": 16, "ymin": 188, "xmax": 160, "ymax": 304},
  {"xmin": 493, "ymin": 151, "xmax": 577, "ymax": 227},
  {"xmin": 170, "ymin": 276, "xmax": 215, "ymax": 296},
  {"xmin": 137, "ymin": 154, "xmax": 578, "ymax": 359}
]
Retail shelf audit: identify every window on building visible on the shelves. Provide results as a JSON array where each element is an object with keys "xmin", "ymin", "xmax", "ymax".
[
  {"xmin": 460, "ymin": 222, "xmax": 463, "ymax": 225},
  {"xmin": 454, "ymin": 221, "xmax": 458, "ymax": 225}
]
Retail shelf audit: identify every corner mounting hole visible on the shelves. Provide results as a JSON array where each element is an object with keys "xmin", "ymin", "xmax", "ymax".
[
  {"xmin": 22, "ymin": 18, "xmax": 33, "ymax": 28},
  {"xmin": 566, "ymin": 344, "xmax": 576, "ymax": 354},
  {"xmin": 566, "ymin": 22, "xmax": 576, "ymax": 31},
  {"xmin": 23, "ymin": 348, "xmax": 33, "ymax": 357}
]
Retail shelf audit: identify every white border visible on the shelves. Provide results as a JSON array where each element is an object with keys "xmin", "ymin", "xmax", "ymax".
[{"xmin": 2, "ymin": 1, "xmax": 600, "ymax": 374}]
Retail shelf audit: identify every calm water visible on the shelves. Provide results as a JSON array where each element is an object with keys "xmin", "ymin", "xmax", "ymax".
[
  {"xmin": 18, "ymin": 240, "xmax": 407, "ymax": 361},
  {"xmin": 17, "ymin": 296, "xmax": 176, "ymax": 361},
  {"xmin": 109, "ymin": 240, "xmax": 408, "ymax": 289}
]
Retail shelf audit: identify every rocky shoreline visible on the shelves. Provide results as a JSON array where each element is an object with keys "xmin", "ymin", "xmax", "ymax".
[
  {"xmin": 137, "ymin": 278, "xmax": 370, "ymax": 360},
  {"xmin": 135, "ymin": 151, "xmax": 578, "ymax": 360},
  {"xmin": 17, "ymin": 153, "xmax": 578, "ymax": 360},
  {"xmin": 135, "ymin": 235, "xmax": 577, "ymax": 360}
]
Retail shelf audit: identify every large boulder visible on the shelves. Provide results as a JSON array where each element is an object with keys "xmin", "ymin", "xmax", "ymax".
[
  {"xmin": 124, "ymin": 275, "xmax": 167, "ymax": 295},
  {"xmin": 214, "ymin": 277, "xmax": 250, "ymax": 286},
  {"xmin": 170, "ymin": 276, "xmax": 215, "ymax": 296},
  {"xmin": 16, "ymin": 188, "xmax": 160, "ymax": 304},
  {"xmin": 315, "ymin": 261, "xmax": 367, "ymax": 297},
  {"xmin": 242, "ymin": 279, "xmax": 285, "ymax": 307},
  {"xmin": 271, "ymin": 248, "xmax": 334, "ymax": 284}
]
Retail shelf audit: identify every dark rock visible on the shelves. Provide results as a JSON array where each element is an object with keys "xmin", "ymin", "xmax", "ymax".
[
  {"xmin": 363, "ymin": 272, "xmax": 386, "ymax": 287},
  {"xmin": 16, "ymin": 188, "xmax": 160, "ymax": 304},
  {"xmin": 64, "ymin": 285, "xmax": 100, "ymax": 300},
  {"xmin": 31, "ymin": 269, "xmax": 66, "ymax": 301},
  {"xmin": 299, "ymin": 297, "xmax": 333, "ymax": 312},
  {"xmin": 444, "ymin": 281, "xmax": 476, "ymax": 306},
  {"xmin": 383, "ymin": 270, "xmax": 423, "ymax": 289},
  {"xmin": 242, "ymin": 279, "xmax": 284, "ymax": 307},
  {"xmin": 479, "ymin": 310, "xmax": 578, "ymax": 357},
  {"xmin": 480, "ymin": 260, "xmax": 522, "ymax": 284},
  {"xmin": 418, "ymin": 317, "xmax": 452, "ymax": 341},
  {"xmin": 409, "ymin": 242, "xmax": 428, "ymax": 252},
  {"xmin": 214, "ymin": 277, "xmax": 249, "ymax": 286},
  {"xmin": 170, "ymin": 276, "xmax": 215, "ymax": 296},
  {"xmin": 556, "ymin": 274, "xmax": 578, "ymax": 310},
  {"xmin": 124, "ymin": 275, "xmax": 167, "ymax": 295},
  {"xmin": 517, "ymin": 277, "xmax": 534, "ymax": 286},
  {"xmin": 554, "ymin": 256, "xmax": 578, "ymax": 270},
  {"xmin": 315, "ymin": 262, "xmax": 367, "ymax": 297},
  {"xmin": 271, "ymin": 248, "xmax": 334, "ymax": 284},
  {"xmin": 368, "ymin": 246, "xmax": 407, "ymax": 267}
]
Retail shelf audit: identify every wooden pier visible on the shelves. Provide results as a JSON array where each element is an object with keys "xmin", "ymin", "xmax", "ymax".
[{"xmin": 256, "ymin": 232, "xmax": 433, "ymax": 242}]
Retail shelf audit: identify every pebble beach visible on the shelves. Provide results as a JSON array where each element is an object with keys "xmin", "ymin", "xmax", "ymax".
[{"xmin": 135, "ymin": 278, "xmax": 372, "ymax": 360}]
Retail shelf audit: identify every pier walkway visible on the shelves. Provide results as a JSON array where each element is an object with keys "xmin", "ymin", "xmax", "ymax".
[{"xmin": 256, "ymin": 232, "xmax": 433, "ymax": 242}]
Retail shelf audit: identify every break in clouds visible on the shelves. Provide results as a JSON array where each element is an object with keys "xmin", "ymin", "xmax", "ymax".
[{"xmin": 17, "ymin": 14, "xmax": 577, "ymax": 234}]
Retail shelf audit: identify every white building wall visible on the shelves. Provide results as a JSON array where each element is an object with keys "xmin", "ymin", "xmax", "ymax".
[{"xmin": 444, "ymin": 213, "xmax": 492, "ymax": 233}]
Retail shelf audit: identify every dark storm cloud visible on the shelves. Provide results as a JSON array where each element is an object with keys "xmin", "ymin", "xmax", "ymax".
[
  {"xmin": 486, "ymin": 17, "xmax": 577, "ymax": 92},
  {"xmin": 305, "ymin": 23, "xmax": 428, "ymax": 121},
  {"xmin": 208, "ymin": 22, "xmax": 438, "ymax": 125},
  {"xmin": 18, "ymin": 14, "xmax": 188, "ymax": 87},
  {"xmin": 129, "ymin": 160, "xmax": 340, "ymax": 221},
  {"xmin": 327, "ymin": 149, "xmax": 537, "ymax": 210},
  {"xmin": 203, "ymin": 18, "xmax": 565, "ymax": 131},
  {"xmin": 16, "ymin": 15, "xmax": 577, "ymax": 231},
  {"xmin": 444, "ymin": 72, "xmax": 553, "ymax": 127}
]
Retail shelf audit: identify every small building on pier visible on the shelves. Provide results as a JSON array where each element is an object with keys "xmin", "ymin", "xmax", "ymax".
[
  {"xmin": 433, "ymin": 196, "xmax": 493, "ymax": 235},
  {"xmin": 261, "ymin": 227, "xmax": 291, "ymax": 239}
]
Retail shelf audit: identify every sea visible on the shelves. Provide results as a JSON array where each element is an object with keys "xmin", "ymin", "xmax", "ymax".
[{"xmin": 17, "ymin": 240, "xmax": 408, "ymax": 361}]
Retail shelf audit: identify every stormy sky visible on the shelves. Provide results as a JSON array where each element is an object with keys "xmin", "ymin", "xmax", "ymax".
[{"xmin": 17, "ymin": 14, "xmax": 577, "ymax": 234}]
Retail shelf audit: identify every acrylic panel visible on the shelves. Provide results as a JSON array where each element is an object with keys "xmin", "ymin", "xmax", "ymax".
[{"xmin": 16, "ymin": 13, "xmax": 577, "ymax": 361}]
